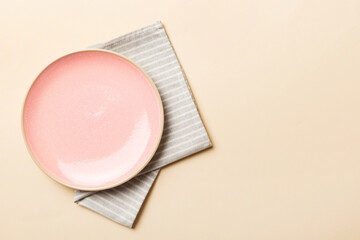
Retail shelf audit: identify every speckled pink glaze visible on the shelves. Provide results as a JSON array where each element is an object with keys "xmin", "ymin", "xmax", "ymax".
[{"xmin": 23, "ymin": 51, "xmax": 163, "ymax": 190}]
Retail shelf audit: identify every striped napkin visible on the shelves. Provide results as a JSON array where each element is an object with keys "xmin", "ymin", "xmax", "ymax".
[{"xmin": 74, "ymin": 21, "xmax": 212, "ymax": 228}]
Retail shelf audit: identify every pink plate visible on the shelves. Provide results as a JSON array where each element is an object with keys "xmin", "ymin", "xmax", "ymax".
[{"xmin": 23, "ymin": 50, "xmax": 164, "ymax": 190}]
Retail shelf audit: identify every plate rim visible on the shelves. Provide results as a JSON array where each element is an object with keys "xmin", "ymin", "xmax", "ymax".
[{"xmin": 22, "ymin": 49, "xmax": 164, "ymax": 191}]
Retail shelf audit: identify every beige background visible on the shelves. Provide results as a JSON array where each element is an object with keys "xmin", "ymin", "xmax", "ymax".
[{"xmin": 1, "ymin": 0, "xmax": 360, "ymax": 239}]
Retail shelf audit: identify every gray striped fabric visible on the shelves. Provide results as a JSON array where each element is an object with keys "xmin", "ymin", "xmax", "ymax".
[{"xmin": 74, "ymin": 21, "xmax": 212, "ymax": 228}]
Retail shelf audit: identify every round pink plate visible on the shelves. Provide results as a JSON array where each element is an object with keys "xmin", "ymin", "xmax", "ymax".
[{"xmin": 23, "ymin": 50, "xmax": 164, "ymax": 190}]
